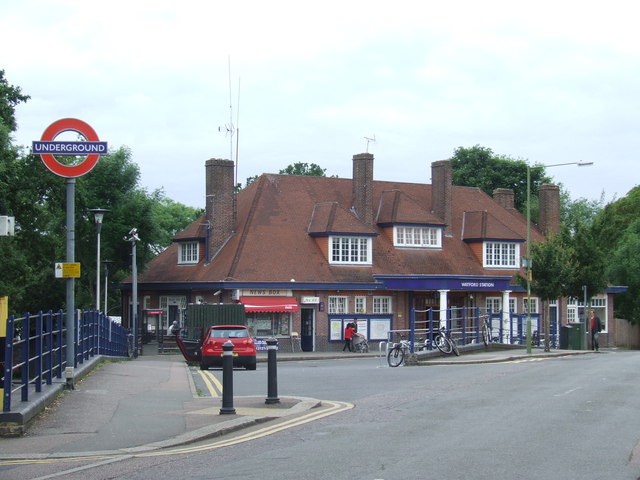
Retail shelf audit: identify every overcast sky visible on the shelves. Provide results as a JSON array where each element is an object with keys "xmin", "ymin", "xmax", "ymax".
[{"xmin": 2, "ymin": 0, "xmax": 638, "ymax": 209}]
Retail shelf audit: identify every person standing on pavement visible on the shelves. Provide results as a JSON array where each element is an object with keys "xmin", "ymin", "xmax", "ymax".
[
  {"xmin": 343, "ymin": 322, "xmax": 356, "ymax": 352},
  {"xmin": 590, "ymin": 310, "xmax": 602, "ymax": 351}
]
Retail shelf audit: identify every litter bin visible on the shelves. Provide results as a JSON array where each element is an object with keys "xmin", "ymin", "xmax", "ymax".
[
  {"xmin": 567, "ymin": 322, "xmax": 585, "ymax": 350},
  {"xmin": 560, "ymin": 325, "xmax": 570, "ymax": 350}
]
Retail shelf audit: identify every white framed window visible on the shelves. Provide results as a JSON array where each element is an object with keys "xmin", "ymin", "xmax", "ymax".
[
  {"xmin": 328, "ymin": 296, "xmax": 348, "ymax": 314},
  {"xmin": 329, "ymin": 236, "xmax": 372, "ymax": 265},
  {"xmin": 394, "ymin": 226, "xmax": 442, "ymax": 248},
  {"xmin": 523, "ymin": 297, "xmax": 539, "ymax": 314},
  {"xmin": 178, "ymin": 242, "xmax": 199, "ymax": 264},
  {"xmin": 373, "ymin": 296, "xmax": 393, "ymax": 314},
  {"xmin": 484, "ymin": 242, "xmax": 520, "ymax": 268},
  {"xmin": 354, "ymin": 296, "xmax": 367, "ymax": 313},
  {"xmin": 509, "ymin": 298, "xmax": 517, "ymax": 313},
  {"xmin": 567, "ymin": 298, "xmax": 578, "ymax": 323},
  {"xmin": 486, "ymin": 297, "xmax": 502, "ymax": 313}
]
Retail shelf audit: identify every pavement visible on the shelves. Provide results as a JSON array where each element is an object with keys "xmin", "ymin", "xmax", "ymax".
[{"xmin": 0, "ymin": 343, "xmax": 595, "ymax": 460}]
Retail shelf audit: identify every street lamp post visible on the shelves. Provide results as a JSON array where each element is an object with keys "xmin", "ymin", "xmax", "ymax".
[
  {"xmin": 525, "ymin": 161, "xmax": 593, "ymax": 354},
  {"xmin": 89, "ymin": 208, "xmax": 110, "ymax": 312},
  {"xmin": 125, "ymin": 228, "xmax": 140, "ymax": 357},
  {"xmin": 102, "ymin": 259, "xmax": 114, "ymax": 315}
]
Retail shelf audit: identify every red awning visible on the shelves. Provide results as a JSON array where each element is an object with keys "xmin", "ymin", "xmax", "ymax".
[{"xmin": 239, "ymin": 297, "xmax": 299, "ymax": 313}]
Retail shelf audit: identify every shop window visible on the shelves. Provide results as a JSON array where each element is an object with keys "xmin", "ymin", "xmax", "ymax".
[{"xmin": 246, "ymin": 313, "xmax": 291, "ymax": 337}]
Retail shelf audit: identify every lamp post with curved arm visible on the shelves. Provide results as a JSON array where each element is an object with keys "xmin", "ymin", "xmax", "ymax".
[{"xmin": 526, "ymin": 161, "xmax": 593, "ymax": 354}]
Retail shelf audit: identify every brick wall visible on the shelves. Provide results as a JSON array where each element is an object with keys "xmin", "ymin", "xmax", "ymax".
[
  {"xmin": 431, "ymin": 160, "xmax": 452, "ymax": 236},
  {"xmin": 538, "ymin": 184, "xmax": 560, "ymax": 235},
  {"xmin": 205, "ymin": 158, "xmax": 236, "ymax": 260},
  {"xmin": 352, "ymin": 153, "xmax": 374, "ymax": 225},
  {"xmin": 493, "ymin": 188, "xmax": 515, "ymax": 210}
]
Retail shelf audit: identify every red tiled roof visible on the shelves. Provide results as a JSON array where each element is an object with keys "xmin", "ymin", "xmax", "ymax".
[
  {"xmin": 376, "ymin": 190, "xmax": 444, "ymax": 226},
  {"xmin": 462, "ymin": 210, "xmax": 524, "ymax": 241},
  {"xmin": 137, "ymin": 173, "xmax": 543, "ymax": 285}
]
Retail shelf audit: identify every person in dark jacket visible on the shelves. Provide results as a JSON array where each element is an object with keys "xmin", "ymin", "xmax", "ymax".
[{"xmin": 590, "ymin": 310, "xmax": 602, "ymax": 351}]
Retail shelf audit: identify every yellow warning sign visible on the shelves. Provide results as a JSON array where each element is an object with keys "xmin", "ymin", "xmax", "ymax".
[{"xmin": 55, "ymin": 262, "xmax": 81, "ymax": 278}]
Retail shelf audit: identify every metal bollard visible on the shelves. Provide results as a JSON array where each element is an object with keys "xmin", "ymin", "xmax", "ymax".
[
  {"xmin": 219, "ymin": 340, "xmax": 236, "ymax": 415},
  {"xmin": 265, "ymin": 337, "xmax": 280, "ymax": 404}
]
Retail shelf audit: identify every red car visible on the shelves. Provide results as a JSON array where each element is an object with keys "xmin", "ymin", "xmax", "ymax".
[{"xmin": 200, "ymin": 325, "xmax": 257, "ymax": 370}]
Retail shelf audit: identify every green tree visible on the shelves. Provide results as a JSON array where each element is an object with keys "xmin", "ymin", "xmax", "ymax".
[
  {"xmin": 450, "ymin": 145, "xmax": 551, "ymax": 214},
  {"xmin": 517, "ymin": 233, "xmax": 575, "ymax": 351},
  {"xmin": 0, "ymin": 73, "xmax": 201, "ymax": 316},
  {"xmin": 561, "ymin": 190, "xmax": 605, "ymax": 233},
  {"xmin": 607, "ymin": 218, "xmax": 640, "ymax": 322},
  {"xmin": 279, "ymin": 162, "xmax": 327, "ymax": 177},
  {"xmin": 592, "ymin": 186, "xmax": 640, "ymax": 322},
  {"xmin": 148, "ymin": 192, "xmax": 203, "ymax": 254}
]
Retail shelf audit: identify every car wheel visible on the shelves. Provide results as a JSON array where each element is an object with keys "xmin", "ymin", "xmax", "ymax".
[
  {"xmin": 200, "ymin": 363, "xmax": 208, "ymax": 370},
  {"xmin": 245, "ymin": 361, "xmax": 257, "ymax": 370}
]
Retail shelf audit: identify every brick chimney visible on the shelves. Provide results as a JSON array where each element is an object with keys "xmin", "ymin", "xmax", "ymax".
[
  {"xmin": 493, "ymin": 188, "xmax": 515, "ymax": 210},
  {"xmin": 431, "ymin": 160, "xmax": 452, "ymax": 236},
  {"xmin": 537, "ymin": 184, "xmax": 560, "ymax": 236},
  {"xmin": 352, "ymin": 153, "xmax": 374, "ymax": 225},
  {"xmin": 205, "ymin": 159, "xmax": 236, "ymax": 260}
]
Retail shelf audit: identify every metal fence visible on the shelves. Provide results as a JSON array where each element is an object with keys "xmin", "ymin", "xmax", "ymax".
[
  {"xmin": 386, "ymin": 306, "xmax": 554, "ymax": 352},
  {"xmin": 2, "ymin": 309, "xmax": 130, "ymax": 413}
]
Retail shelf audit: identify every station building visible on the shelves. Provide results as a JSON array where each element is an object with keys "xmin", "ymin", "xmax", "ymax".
[{"xmin": 120, "ymin": 154, "xmax": 620, "ymax": 351}]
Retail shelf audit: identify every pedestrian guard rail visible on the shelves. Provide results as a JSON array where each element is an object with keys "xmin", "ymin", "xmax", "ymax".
[
  {"xmin": 2, "ymin": 309, "xmax": 130, "ymax": 413},
  {"xmin": 382, "ymin": 307, "xmax": 555, "ymax": 358}
]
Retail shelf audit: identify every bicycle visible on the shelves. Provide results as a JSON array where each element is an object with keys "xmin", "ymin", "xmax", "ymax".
[
  {"xmin": 387, "ymin": 336, "xmax": 427, "ymax": 367},
  {"xmin": 481, "ymin": 315, "xmax": 500, "ymax": 347},
  {"xmin": 434, "ymin": 327, "xmax": 460, "ymax": 356}
]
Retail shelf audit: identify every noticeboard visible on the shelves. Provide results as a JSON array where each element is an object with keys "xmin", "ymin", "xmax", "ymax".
[{"xmin": 55, "ymin": 262, "xmax": 81, "ymax": 278}]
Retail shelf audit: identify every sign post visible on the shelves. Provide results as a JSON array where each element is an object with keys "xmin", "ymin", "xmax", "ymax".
[{"xmin": 34, "ymin": 118, "xmax": 107, "ymax": 389}]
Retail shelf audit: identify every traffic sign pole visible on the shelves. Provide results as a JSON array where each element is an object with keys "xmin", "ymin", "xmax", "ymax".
[
  {"xmin": 34, "ymin": 118, "xmax": 107, "ymax": 389},
  {"xmin": 65, "ymin": 178, "xmax": 76, "ymax": 389}
]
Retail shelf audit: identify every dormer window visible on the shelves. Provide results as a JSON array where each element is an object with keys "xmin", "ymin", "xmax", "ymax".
[
  {"xmin": 394, "ymin": 226, "xmax": 442, "ymax": 248},
  {"xmin": 178, "ymin": 241, "xmax": 199, "ymax": 265},
  {"xmin": 329, "ymin": 235, "xmax": 372, "ymax": 265},
  {"xmin": 484, "ymin": 241, "xmax": 519, "ymax": 268}
]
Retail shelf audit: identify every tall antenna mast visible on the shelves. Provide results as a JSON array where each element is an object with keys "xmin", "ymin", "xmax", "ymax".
[
  {"xmin": 218, "ymin": 56, "xmax": 240, "ymax": 188},
  {"xmin": 227, "ymin": 56, "xmax": 234, "ymax": 162}
]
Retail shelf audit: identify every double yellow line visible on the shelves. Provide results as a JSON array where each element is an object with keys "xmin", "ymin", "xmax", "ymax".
[
  {"xmin": 197, "ymin": 369, "xmax": 223, "ymax": 397},
  {"xmin": 0, "ymin": 400, "xmax": 354, "ymax": 466}
]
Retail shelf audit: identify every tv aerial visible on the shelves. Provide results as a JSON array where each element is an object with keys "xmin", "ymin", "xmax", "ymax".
[{"xmin": 364, "ymin": 134, "xmax": 376, "ymax": 152}]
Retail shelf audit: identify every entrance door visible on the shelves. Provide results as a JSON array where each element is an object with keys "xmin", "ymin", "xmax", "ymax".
[
  {"xmin": 168, "ymin": 305, "xmax": 179, "ymax": 331},
  {"xmin": 301, "ymin": 308, "xmax": 314, "ymax": 351}
]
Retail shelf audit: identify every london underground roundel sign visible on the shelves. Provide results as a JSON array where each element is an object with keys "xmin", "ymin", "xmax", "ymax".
[{"xmin": 33, "ymin": 118, "xmax": 108, "ymax": 178}]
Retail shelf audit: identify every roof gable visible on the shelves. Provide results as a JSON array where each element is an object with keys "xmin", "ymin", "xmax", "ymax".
[
  {"xmin": 308, "ymin": 202, "xmax": 378, "ymax": 236},
  {"xmin": 462, "ymin": 210, "xmax": 524, "ymax": 242},
  {"xmin": 376, "ymin": 189, "xmax": 444, "ymax": 226}
]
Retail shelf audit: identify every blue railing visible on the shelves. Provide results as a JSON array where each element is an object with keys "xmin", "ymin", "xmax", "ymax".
[
  {"xmin": 2, "ymin": 309, "xmax": 129, "ymax": 413},
  {"xmin": 391, "ymin": 307, "xmax": 553, "ymax": 352}
]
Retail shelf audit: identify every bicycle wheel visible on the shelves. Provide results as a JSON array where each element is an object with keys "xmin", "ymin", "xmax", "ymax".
[
  {"xmin": 482, "ymin": 323, "xmax": 490, "ymax": 346},
  {"xmin": 434, "ymin": 334, "xmax": 453, "ymax": 354},
  {"xmin": 387, "ymin": 345, "xmax": 405, "ymax": 367},
  {"xmin": 451, "ymin": 336, "xmax": 460, "ymax": 356}
]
